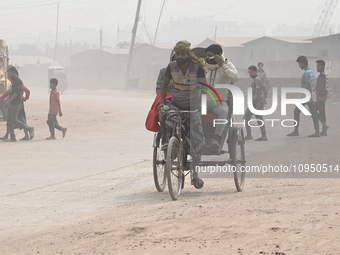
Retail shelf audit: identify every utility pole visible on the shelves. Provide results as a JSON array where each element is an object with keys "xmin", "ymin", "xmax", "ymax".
[
  {"xmin": 100, "ymin": 28, "xmax": 103, "ymax": 50},
  {"xmin": 53, "ymin": 3, "xmax": 60, "ymax": 66},
  {"xmin": 214, "ymin": 26, "xmax": 217, "ymax": 43},
  {"xmin": 69, "ymin": 26, "xmax": 72, "ymax": 56},
  {"xmin": 117, "ymin": 22, "xmax": 119, "ymax": 48},
  {"xmin": 124, "ymin": 0, "xmax": 142, "ymax": 89}
]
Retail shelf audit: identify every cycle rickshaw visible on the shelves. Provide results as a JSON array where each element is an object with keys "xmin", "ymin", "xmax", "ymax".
[
  {"xmin": 152, "ymin": 47, "xmax": 245, "ymax": 200},
  {"xmin": 152, "ymin": 91, "xmax": 246, "ymax": 200}
]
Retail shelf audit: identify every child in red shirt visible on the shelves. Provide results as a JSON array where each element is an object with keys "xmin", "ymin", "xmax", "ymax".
[{"xmin": 46, "ymin": 78, "xmax": 67, "ymax": 140}]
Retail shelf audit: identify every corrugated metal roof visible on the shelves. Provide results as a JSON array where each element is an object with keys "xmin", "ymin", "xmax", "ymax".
[
  {"xmin": 200, "ymin": 37, "xmax": 257, "ymax": 47},
  {"xmin": 71, "ymin": 49, "xmax": 129, "ymax": 57},
  {"xmin": 10, "ymin": 55, "xmax": 59, "ymax": 67},
  {"xmin": 151, "ymin": 43, "xmax": 175, "ymax": 49},
  {"xmin": 102, "ymin": 49, "xmax": 129, "ymax": 54},
  {"xmin": 142, "ymin": 42, "xmax": 197, "ymax": 50},
  {"xmin": 198, "ymin": 36, "xmax": 316, "ymax": 47},
  {"xmin": 306, "ymin": 33, "xmax": 340, "ymax": 41},
  {"xmin": 242, "ymin": 36, "xmax": 315, "ymax": 44}
]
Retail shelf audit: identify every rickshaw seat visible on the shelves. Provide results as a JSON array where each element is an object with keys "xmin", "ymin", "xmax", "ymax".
[{"xmin": 202, "ymin": 113, "xmax": 218, "ymax": 123}]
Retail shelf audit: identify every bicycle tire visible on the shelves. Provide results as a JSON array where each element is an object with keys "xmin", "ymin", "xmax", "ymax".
[
  {"xmin": 153, "ymin": 132, "xmax": 166, "ymax": 192},
  {"xmin": 166, "ymin": 136, "xmax": 183, "ymax": 200}
]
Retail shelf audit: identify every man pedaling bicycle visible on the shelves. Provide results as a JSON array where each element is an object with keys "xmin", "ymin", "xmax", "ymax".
[{"xmin": 160, "ymin": 40, "xmax": 207, "ymax": 189}]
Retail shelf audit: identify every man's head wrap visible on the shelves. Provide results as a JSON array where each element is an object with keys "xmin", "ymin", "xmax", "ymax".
[
  {"xmin": 173, "ymin": 40, "xmax": 206, "ymax": 72},
  {"xmin": 174, "ymin": 40, "xmax": 191, "ymax": 53}
]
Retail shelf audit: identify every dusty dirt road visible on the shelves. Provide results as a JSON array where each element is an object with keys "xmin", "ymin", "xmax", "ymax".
[{"xmin": 0, "ymin": 87, "xmax": 339, "ymax": 255}]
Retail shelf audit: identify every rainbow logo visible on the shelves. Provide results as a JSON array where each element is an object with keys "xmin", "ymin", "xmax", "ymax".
[{"xmin": 197, "ymin": 82, "xmax": 222, "ymax": 106}]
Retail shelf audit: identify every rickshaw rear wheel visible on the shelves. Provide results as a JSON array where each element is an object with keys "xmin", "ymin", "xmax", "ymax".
[{"xmin": 230, "ymin": 128, "xmax": 246, "ymax": 191}]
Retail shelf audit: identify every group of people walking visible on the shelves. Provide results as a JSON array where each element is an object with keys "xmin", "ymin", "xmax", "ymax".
[{"xmin": 0, "ymin": 66, "xmax": 67, "ymax": 142}]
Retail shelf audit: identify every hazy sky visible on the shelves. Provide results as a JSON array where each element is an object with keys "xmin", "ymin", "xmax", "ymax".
[{"xmin": 1, "ymin": 0, "xmax": 340, "ymax": 47}]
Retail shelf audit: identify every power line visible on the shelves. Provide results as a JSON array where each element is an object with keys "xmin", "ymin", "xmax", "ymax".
[
  {"xmin": 153, "ymin": 0, "xmax": 166, "ymax": 45},
  {"xmin": 140, "ymin": 17, "xmax": 153, "ymax": 44}
]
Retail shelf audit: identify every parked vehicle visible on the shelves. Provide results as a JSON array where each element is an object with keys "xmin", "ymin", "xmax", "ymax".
[{"xmin": 48, "ymin": 66, "xmax": 68, "ymax": 93}]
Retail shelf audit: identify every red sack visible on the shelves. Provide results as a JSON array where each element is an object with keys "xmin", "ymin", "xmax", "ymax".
[{"xmin": 145, "ymin": 92, "xmax": 172, "ymax": 132}]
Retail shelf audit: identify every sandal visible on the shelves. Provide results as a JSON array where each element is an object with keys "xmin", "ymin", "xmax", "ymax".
[
  {"xmin": 20, "ymin": 137, "xmax": 30, "ymax": 141},
  {"xmin": 161, "ymin": 143, "xmax": 168, "ymax": 151},
  {"xmin": 192, "ymin": 177, "xmax": 204, "ymax": 189}
]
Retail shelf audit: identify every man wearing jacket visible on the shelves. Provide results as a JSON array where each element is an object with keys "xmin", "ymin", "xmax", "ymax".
[{"xmin": 205, "ymin": 44, "xmax": 239, "ymax": 151}]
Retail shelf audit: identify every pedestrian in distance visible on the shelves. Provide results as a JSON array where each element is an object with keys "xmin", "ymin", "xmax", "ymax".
[
  {"xmin": 46, "ymin": 78, "xmax": 67, "ymax": 140},
  {"xmin": 315, "ymin": 59, "xmax": 329, "ymax": 136},
  {"xmin": 244, "ymin": 65, "xmax": 268, "ymax": 141},
  {"xmin": 287, "ymin": 56, "xmax": 320, "ymax": 138},
  {"xmin": 257, "ymin": 62, "xmax": 269, "ymax": 105}
]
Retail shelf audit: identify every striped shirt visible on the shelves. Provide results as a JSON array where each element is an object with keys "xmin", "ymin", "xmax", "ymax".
[{"xmin": 165, "ymin": 60, "xmax": 206, "ymax": 110}]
